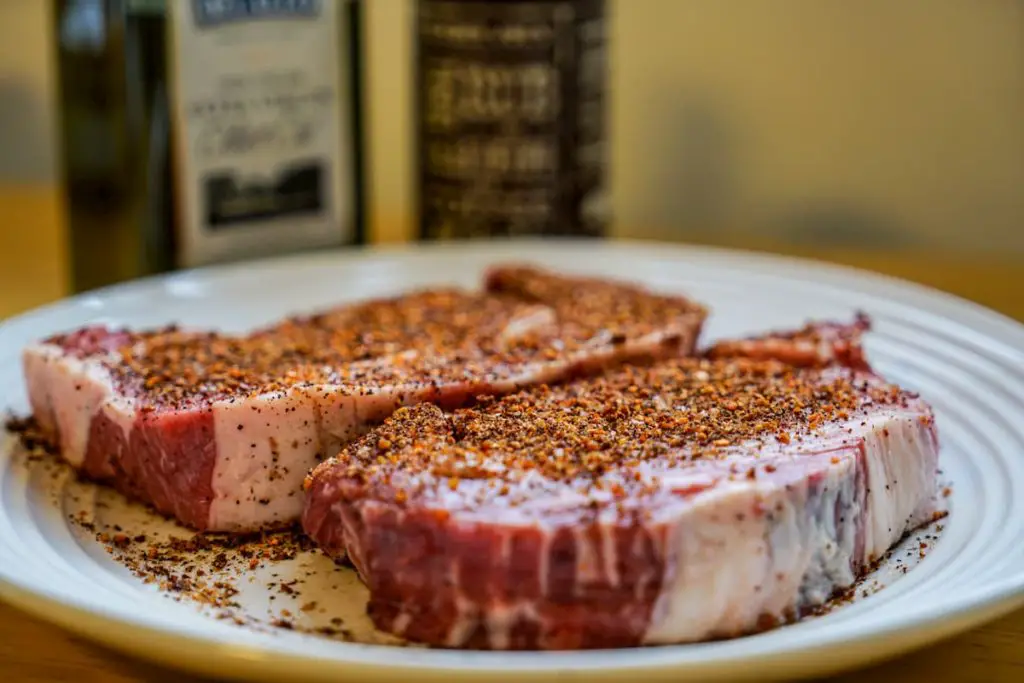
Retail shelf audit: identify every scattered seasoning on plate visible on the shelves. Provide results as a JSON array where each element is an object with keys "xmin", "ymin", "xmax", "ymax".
[{"xmin": 74, "ymin": 523, "xmax": 356, "ymax": 641}]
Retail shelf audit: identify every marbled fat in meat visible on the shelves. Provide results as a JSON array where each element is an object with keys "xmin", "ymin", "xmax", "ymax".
[
  {"xmin": 21, "ymin": 266, "xmax": 707, "ymax": 531},
  {"xmin": 301, "ymin": 318, "xmax": 940, "ymax": 648}
]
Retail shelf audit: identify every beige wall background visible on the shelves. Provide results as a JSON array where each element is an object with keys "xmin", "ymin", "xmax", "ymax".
[
  {"xmin": 0, "ymin": 0, "xmax": 57, "ymax": 184},
  {"xmin": 0, "ymin": 1, "xmax": 67, "ymax": 316},
  {"xmin": 3, "ymin": 0, "xmax": 1023, "ymax": 252}
]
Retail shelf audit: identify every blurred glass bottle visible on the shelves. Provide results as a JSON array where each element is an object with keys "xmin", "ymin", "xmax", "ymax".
[
  {"xmin": 415, "ymin": 0, "xmax": 607, "ymax": 240},
  {"xmin": 54, "ymin": 0, "xmax": 365, "ymax": 293}
]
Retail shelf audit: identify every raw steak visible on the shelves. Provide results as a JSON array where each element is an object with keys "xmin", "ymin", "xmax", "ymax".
[
  {"xmin": 21, "ymin": 266, "xmax": 706, "ymax": 532},
  {"xmin": 705, "ymin": 313, "xmax": 873, "ymax": 370},
  {"xmin": 302, "ymin": 318, "xmax": 940, "ymax": 649}
]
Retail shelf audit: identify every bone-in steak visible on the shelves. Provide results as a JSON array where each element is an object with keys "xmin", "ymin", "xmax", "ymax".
[
  {"xmin": 21, "ymin": 267, "xmax": 706, "ymax": 531},
  {"xmin": 302, "ymin": 319, "xmax": 940, "ymax": 649}
]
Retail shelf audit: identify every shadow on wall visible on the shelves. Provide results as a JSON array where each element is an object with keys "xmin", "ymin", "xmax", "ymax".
[
  {"xmin": 0, "ymin": 77, "xmax": 55, "ymax": 183},
  {"xmin": 622, "ymin": 91, "xmax": 916, "ymax": 249},
  {"xmin": 624, "ymin": 92, "xmax": 740, "ymax": 242},
  {"xmin": 765, "ymin": 200, "xmax": 916, "ymax": 248}
]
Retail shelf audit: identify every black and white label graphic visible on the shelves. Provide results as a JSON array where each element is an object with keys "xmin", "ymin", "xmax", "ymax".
[{"xmin": 204, "ymin": 162, "xmax": 324, "ymax": 228}]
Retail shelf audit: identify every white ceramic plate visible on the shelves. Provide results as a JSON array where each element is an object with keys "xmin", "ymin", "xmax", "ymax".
[{"xmin": 2, "ymin": 239, "xmax": 1023, "ymax": 682}]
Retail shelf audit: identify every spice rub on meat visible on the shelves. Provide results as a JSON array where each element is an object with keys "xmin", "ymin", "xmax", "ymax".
[
  {"xmin": 21, "ymin": 266, "xmax": 707, "ymax": 532},
  {"xmin": 302, "ymin": 317, "xmax": 940, "ymax": 649}
]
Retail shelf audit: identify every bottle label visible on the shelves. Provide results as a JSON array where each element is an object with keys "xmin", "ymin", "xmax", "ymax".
[
  {"xmin": 168, "ymin": 0, "xmax": 353, "ymax": 267},
  {"xmin": 417, "ymin": 0, "xmax": 607, "ymax": 240}
]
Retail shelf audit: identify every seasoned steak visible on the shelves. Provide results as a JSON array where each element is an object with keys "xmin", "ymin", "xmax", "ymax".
[
  {"xmin": 21, "ymin": 267, "xmax": 706, "ymax": 531},
  {"xmin": 302, "ymin": 319, "xmax": 940, "ymax": 649}
]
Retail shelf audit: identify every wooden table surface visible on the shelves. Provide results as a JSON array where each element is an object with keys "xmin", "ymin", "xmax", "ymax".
[{"xmin": 2, "ymin": 188, "xmax": 1023, "ymax": 681}]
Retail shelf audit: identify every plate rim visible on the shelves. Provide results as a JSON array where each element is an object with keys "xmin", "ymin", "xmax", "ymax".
[
  {"xmin": 3, "ymin": 237, "xmax": 1024, "ymax": 338},
  {"xmin": 2, "ymin": 238, "xmax": 1024, "ymax": 681},
  {"xmin": 2, "ymin": 564, "xmax": 1024, "ymax": 682}
]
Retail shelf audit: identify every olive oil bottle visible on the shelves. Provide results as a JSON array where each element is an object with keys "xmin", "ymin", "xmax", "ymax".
[{"xmin": 54, "ymin": 0, "xmax": 365, "ymax": 292}]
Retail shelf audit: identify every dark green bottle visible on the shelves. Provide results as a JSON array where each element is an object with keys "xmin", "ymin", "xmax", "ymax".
[{"xmin": 54, "ymin": 0, "xmax": 365, "ymax": 293}]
